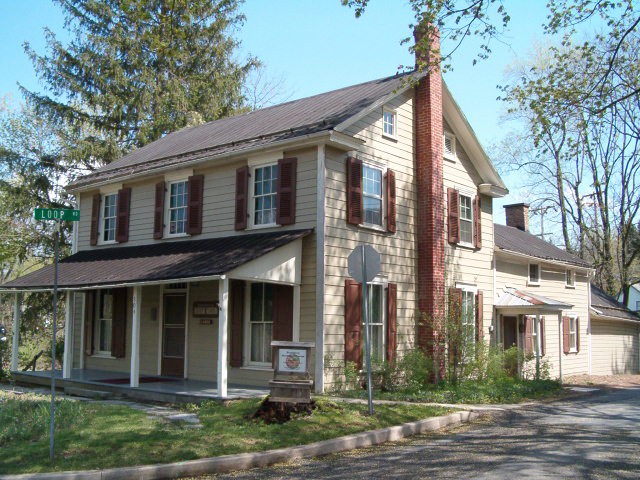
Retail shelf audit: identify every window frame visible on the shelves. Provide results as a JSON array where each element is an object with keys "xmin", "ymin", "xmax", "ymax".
[
  {"xmin": 528, "ymin": 262, "xmax": 541, "ymax": 286},
  {"xmin": 568, "ymin": 315, "xmax": 578, "ymax": 352},
  {"xmin": 636, "ymin": 300, "xmax": 640, "ymax": 312},
  {"xmin": 382, "ymin": 108, "xmax": 397, "ymax": 139},
  {"xmin": 456, "ymin": 283, "xmax": 477, "ymax": 357},
  {"xmin": 244, "ymin": 282, "xmax": 275, "ymax": 368},
  {"xmin": 249, "ymin": 162, "xmax": 279, "ymax": 229},
  {"xmin": 361, "ymin": 163, "xmax": 385, "ymax": 229},
  {"xmin": 94, "ymin": 289, "xmax": 113, "ymax": 357},
  {"xmin": 99, "ymin": 193, "xmax": 118, "ymax": 245},
  {"xmin": 165, "ymin": 179, "xmax": 189, "ymax": 238},
  {"xmin": 444, "ymin": 132, "xmax": 457, "ymax": 161},
  {"xmin": 458, "ymin": 193, "xmax": 474, "ymax": 247},
  {"xmin": 363, "ymin": 280, "xmax": 387, "ymax": 365},
  {"xmin": 565, "ymin": 269, "xmax": 575, "ymax": 288}
]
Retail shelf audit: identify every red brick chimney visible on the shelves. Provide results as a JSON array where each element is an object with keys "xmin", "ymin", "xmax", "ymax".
[
  {"xmin": 414, "ymin": 24, "xmax": 445, "ymax": 365},
  {"xmin": 504, "ymin": 203, "xmax": 530, "ymax": 232}
]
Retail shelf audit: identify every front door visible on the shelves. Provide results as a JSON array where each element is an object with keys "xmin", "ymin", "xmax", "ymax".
[
  {"xmin": 162, "ymin": 293, "xmax": 186, "ymax": 377},
  {"xmin": 503, "ymin": 316, "xmax": 518, "ymax": 348}
]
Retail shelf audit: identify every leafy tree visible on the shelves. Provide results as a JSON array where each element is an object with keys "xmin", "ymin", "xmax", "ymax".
[{"xmin": 22, "ymin": 0, "xmax": 257, "ymax": 165}]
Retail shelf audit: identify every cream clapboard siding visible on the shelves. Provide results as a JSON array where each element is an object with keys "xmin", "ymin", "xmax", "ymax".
[
  {"xmin": 495, "ymin": 257, "xmax": 590, "ymax": 377},
  {"xmin": 443, "ymin": 120, "xmax": 495, "ymax": 341},
  {"xmin": 75, "ymin": 147, "xmax": 317, "ymax": 385},
  {"xmin": 323, "ymin": 92, "xmax": 417, "ymax": 387},
  {"xmin": 591, "ymin": 319, "xmax": 639, "ymax": 374},
  {"xmin": 83, "ymin": 285, "xmax": 159, "ymax": 375}
]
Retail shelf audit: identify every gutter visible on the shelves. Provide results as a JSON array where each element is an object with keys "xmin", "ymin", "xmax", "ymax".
[{"xmin": 494, "ymin": 248, "xmax": 593, "ymax": 272}]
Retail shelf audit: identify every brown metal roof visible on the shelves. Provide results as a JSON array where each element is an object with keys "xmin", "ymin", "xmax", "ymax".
[
  {"xmin": 591, "ymin": 285, "xmax": 640, "ymax": 322},
  {"xmin": 68, "ymin": 72, "xmax": 416, "ymax": 190},
  {"xmin": 0, "ymin": 229, "xmax": 312, "ymax": 290},
  {"xmin": 494, "ymin": 224, "xmax": 591, "ymax": 268}
]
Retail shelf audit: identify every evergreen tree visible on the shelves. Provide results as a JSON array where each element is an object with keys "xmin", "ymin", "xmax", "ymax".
[{"xmin": 22, "ymin": 0, "xmax": 256, "ymax": 165}]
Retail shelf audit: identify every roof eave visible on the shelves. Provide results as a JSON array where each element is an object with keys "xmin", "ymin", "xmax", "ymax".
[{"xmin": 494, "ymin": 247, "xmax": 593, "ymax": 272}]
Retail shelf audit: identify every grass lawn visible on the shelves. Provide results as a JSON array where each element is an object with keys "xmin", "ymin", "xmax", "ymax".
[
  {"xmin": 0, "ymin": 390, "xmax": 453, "ymax": 474},
  {"xmin": 331, "ymin": 378, "xmax": 562, "ymax": 404}
]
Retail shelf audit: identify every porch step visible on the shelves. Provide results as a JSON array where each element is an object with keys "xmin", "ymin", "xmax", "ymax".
[{"xmin": 64, "ymin": 386, "xmax": 112, "ymax": 400}]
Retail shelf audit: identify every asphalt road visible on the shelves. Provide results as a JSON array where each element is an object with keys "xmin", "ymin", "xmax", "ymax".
[{"xmin": 210, "ymin": 387, "xmax": 640, "ymax": 479}]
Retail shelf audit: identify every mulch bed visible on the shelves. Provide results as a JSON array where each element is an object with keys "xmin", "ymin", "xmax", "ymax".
[{"xmin": 252, "ymin": 397, "xmax": 317, "ymax": 424}]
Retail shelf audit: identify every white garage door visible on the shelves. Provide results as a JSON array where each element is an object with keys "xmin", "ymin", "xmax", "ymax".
[{"xmin": 591, "ymin": 319, "xmax": 639, "ymax": 375}]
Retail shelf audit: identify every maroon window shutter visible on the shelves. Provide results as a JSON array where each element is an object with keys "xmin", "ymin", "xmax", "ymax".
[
  {"xmin": 84, "ymin": 291, "xmax": 95, "ymax": 356},
  {"xmin": 276, "ymin": 157, "xmax": 297, "ymax": 225},
  {"xmin": 475, "ymin": 290, "xmax": 483, "ymax": 342},
  {"xmin": 235, "ymin": 166, "xmax": 249, "ymax": 230},
  {"xmin": 524, "ymin": 316, "xmax": 533, "ymax": 355},
  {"xmin": 386, "ymin": 169, "xmax": 396, "ymax": 233},
  {"xmin": 473, "ymin": 195, "xmax": 482, "ymax": 249},
  {"xmin": 187, "ymin": 174, "xmax": 204, "ymax": 235},
  {"xmin": 115, "ymin": 188, "xmax": 131, "ymax": 243},
  {"xmin": 90, "ymin": 194, "xmax": 101, "ymax": 246},
  {"xmin": 346, "ymin": 157, "xmax": 363, "ymax": 225},
  {"xmin": 153, "ymin": 182, "xmax": 165, "ymax": 239},
  {"xmin": 447, "ymin": 188, "xmax": 460, "ymax": 244},
  {"xmin": 540, "ymin": 316, "xmax": 546, "ymax": 356},
  {"xmin": 562, "ymin": 316, "xmax": 570, "ymax": 354},
  {"xmin": 344, "ymin": 279, "xmax": 363, "ymax": 368},
  {"xmin": 111, "ymin": 288, "xmax": 128, "ymax": 358},
  {"xmin": 272, "ymin": 285, "xmax": 294, "ymax": 341},
  {"xmin": 576, "ymin": 317, "xmax": 580, "ymax": 352},
  {"xmin": 386, "ymin": 283, "xmax": 397, "ymax": 363},
  {"xmin": 230, "ymin": 280, "xmax": 245, "ymax": 367}
]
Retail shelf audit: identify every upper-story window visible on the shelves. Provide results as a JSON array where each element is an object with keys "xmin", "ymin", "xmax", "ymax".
[
  {"xmin": 444, "ymin": 132, "xmax": 456, "ymax": 160},
  {"xmin": 565, "ymin": 269, "xmax": 575, "ymax": 288},
  {"xmin": 363, "ymin": 165, "xmax": 383, "ymax": 226},
  {"xmin": 167, "ymin": 180, "xmax": 188, "ymax": 236},
  {"xmin": 459, "ymin": 194, "xmax": 473, "ymax": 245},
  {"xmin": 529, "ymin": 263, "xmax": 541, "ymax": 285},
  {"xmin": 101, "ymin": 194, "xmax": 118, "ymax": 243},
  {"xmin": 382, "ymin": 108, "xmax": 396, "ymax": 138},
  {"xmin": 253, "ymin": 164, "xmax": 278, "ymax": 226},
  {"xmin": 346, "ymin": 157, "xmax": 396, "ymax": 233}
]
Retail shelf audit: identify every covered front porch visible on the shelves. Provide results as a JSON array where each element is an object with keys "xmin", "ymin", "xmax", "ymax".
[
  {"xmin": 12, "ymin": 368, "xmax": 268, "ymax": 402},
  {"xmin": 2, "ymin": 229, "xmax": 311, "ymax": 400}
]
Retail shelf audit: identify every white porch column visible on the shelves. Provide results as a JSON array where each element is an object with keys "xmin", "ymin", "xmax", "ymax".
[
  {"xmin": 217, "ymin": 276, "xmax": 229, "ymax": 398},
  {"xmin": 557, "ymin": 312, "xmax": 563, "ymax": 384},
  {"xmin": 62, "ymin": 292, "xmax": 74, "ymax": 379},
  {"xmin": 293, "ymin": 285, "xmax": 301, "ymax": 342},
  {"xmin": 10, "ymin": 293, "xmax": 22, "ymax": 372},
  {"xmin": 130, "ymin": 286, "xmax": 142, "ymax": 388}
]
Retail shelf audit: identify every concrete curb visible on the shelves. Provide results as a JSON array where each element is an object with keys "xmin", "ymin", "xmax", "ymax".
[{"xmin": 0, "ymin": 411, "xmax": 479, "ymax": 480}]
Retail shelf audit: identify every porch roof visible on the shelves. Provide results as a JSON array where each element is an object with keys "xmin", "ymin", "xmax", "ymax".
[
  {"xmin": 495, "ymin": 287, "xmax": 573, "ymax": 311},
  {"xmin": 0, "ymin": 229, "xmax": 311, "ymax": 291}
]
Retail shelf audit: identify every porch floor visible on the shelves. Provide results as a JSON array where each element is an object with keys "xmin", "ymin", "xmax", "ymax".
[{"xmin": 12, "ymin": 369, "xmax": 269, "ymax": 403}]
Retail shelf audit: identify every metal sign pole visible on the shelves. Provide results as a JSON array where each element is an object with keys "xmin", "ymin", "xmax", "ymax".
[
  {"xmin": 50, "ymin": 219, "xmax": 59, "ymax": 461},
  {"xmin": 361, "ymin": 246, "xmax": 374, "ymax": 415}
]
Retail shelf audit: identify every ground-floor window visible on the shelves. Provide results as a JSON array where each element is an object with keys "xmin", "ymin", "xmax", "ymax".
[
  {"xmin": 569, "ymin": 316, "xmax": 578, "ymax": 351},
  {"xmin": 94, "ymin": 289, "xmax": 113, "ymax": 354},
  {"xmin": 364, "ymin": 283, "xmax": 385, "ymax": 363},
  {"xmin": 249, "ymin": 283, "xmax": 274, "ymax": 364}
]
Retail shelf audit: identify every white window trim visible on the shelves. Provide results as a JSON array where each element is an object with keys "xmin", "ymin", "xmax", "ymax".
[
  {"xmin": 248, "ymin": 162, "xmax": 279, "ymax": 229},
  {"xmin": 568, "ymin": 314, "xmax": 578, "ymax": 353},
  {"xmin": 363, "ymin": 277, "xmax": 388, "ymax": 366},
  {"xmin": 382, "ymin": 107, "xmax": 397, "ymax": 140},
  {"xmin": 98, "ymin": 192, "xmax": 118, "ymax": 245},
  {"xmin": 444, "ymin": 131, "xmax": 457, "ymax": 161},
  {"xmin": 164, "ymin": 179, "xmax": 190, "ymax": 238},
  {"xmin": 528, "ymin": 262, "xmax": 541, "ymax": 286},
  {"xmin": 458, "ymin": 192, "xmax": 475, "ymax": 248},
  {"xmin": 361, "ymin": 162, "xmax": 386, "ymax": 231},
  {"xmin": 565, "ymin": 269, "xmax": 575, "ymax": 288},
  {"xmin": 94, "ymin": 289, "xmax": 112, "ymax": 356},
  {"xmin": 243, "ymin": 282, "xmax": 274, "ymax": 368},
  {"xmin": 456, "ymin": 283, "xmax": 477, "ymax": 358}
]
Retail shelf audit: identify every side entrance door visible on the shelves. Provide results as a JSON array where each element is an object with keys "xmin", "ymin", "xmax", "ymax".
[{"xmin": 162, "ymin": 293, "xmax": 187, "ymax": 377}]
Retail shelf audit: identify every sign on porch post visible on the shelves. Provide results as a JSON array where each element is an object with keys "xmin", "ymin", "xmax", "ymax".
[
  {"xmin": 34, "ymin": 207, "xmax": 80, "ymax": 461},
  {"xmin": 348, "ymin": 245, "xmax": 381, "ymax": 415}
]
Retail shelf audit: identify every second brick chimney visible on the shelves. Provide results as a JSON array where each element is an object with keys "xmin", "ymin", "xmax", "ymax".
[{"xmin": 504, "ymin": 203, "xmax": 530, "ymax": 232}]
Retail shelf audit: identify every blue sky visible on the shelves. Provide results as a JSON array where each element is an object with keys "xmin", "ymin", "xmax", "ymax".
[{"xmin": 0, "ymin": 1, "xmax": 555, "ymax": 225}]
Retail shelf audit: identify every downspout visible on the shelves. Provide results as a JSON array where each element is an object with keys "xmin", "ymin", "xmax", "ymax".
[
  {"xmin": 557, "ymin": 311, "xmax": 563, "ymax": 384},
  {"xmin": 587, "ymin": 275, "xmax": 592, "ymax": 375},
  {"xmin": 314, "ymin": 143, "xmax": 326, "ymax": 393},
  {"xmin": 493, "ymin": 254, "xmax": 498, "ymax": 344}
]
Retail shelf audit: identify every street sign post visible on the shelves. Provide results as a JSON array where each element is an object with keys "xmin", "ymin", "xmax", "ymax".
[
  {"xmin": 347, "ymin": 245, "xmax": 381, "ymax": 415},
  {"xmin": 34, "ymin": 208, "xmax": 80, "ymax": 461}
]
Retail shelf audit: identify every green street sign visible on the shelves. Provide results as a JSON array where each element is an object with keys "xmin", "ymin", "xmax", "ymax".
[{"xmin": 34, "ymin": 208, "xmax": 80, "ymax": 222}]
